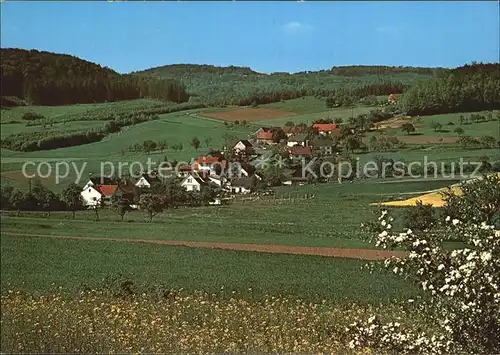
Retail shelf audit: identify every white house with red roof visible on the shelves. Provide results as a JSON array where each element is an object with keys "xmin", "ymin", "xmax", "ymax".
[{"xmin": 80, "ymin": 184, "xmax": 118, "ymax": 207}]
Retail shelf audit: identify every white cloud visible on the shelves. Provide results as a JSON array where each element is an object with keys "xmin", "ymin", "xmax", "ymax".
[{"xmin": 281, "ymin": 21, "xmax": 314, "ymax": 35}]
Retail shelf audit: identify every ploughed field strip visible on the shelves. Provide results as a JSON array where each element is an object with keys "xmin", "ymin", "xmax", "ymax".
[{"xmin": 1, "ymin": 232, "xmax": 406, "ymax": 261}]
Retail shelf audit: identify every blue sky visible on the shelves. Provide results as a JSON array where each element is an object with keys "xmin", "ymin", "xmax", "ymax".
[{"xmin": 1, "ymin": 1, "xmax": 498, "ymax": 74}]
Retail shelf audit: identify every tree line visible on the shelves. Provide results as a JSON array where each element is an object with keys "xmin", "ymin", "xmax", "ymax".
[
  {"xmin": 0, "ymin": 178, "xmax": 222, "ymax": 222},
  {"xmin": 1, "ymin": 48, "xmax": 190, "ymax": 105}
]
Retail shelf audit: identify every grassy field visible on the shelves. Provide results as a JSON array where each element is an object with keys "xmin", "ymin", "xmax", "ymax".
[
  {"xmin": 378, "ymin": 110, "xmax": 500, "ymax": 140},
  {"xmin": 0, "ymin": 99, "xmax": 168, "ymax": 123},
  {"xmin": 0, "ymin": 234, "xmax": 418, "ymax": 303},
  {"xmin": 0, "ymin": 120, "xmax": 109, "ymax": 138},
  {"xmin": 0, "ymin": 180, "xmax": 455, "ymax": 247}
]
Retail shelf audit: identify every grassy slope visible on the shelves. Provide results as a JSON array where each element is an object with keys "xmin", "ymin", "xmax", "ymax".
[
  {"xmin": 0, "ymin": 111, "xmax": 255, "ymax": 191},
  {"xmin": 0, "ymin": 234, "xmax": 418, "ymax": 303},
  {"xmin": 0, "ymin": 99, "xmax": 167, "ymax": 123}
]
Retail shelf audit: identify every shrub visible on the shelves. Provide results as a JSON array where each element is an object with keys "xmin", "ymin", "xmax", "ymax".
[
  {"xmin": 21, "ymin": 112, "xmax": 45, "ymax": 121},
  {"xmin": 350, "ymin": 177, "xmax": 500, "ymax": 353}
]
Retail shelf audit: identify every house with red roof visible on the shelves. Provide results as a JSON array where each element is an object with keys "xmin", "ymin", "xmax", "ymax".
[
  {"xmin": 254, "ymin": 127, "xmax": 274, "ymax": 144},
  {"xmin": 80, "ymin": 184, "xmax": 119, "ymax": 207},
  {"xmin": 312, "ymin": 123, "xmax": 338, "ymax": 136},
  {"xmin": 193, "ymin": 156, "xmax": 227, "ymax": 177}
]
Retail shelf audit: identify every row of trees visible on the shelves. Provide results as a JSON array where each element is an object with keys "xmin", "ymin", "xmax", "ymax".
[
  {"xmin": 1, "ymin": 49, "xmax": 190, "ymax": 105},
  {"xmin": 0, "ymin": 178, "xmax": 222, "ymax": 222},
  {"xmin": 1, "ymin": 181, "xmax": 78, "ymax": 217}
]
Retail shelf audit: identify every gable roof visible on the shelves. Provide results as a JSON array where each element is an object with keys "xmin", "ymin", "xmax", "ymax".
[
  {"xmin": 195, "ymin": 156, "xmax": 221, "ymax": 165},
  {"xmin": 234, "ymin": 139, "xmax": 253, "ymax": 148},
  {"xmin": 312, "ymin": 123, "xmax": 338, "ymax": 132},
  {"xmin": 182, "ymin": 172, "xmax": 211, "ymax": 186},
  {"xmin": 97, "ymin": 184, "xmax": 118, "ymax": 197},
  {"xmin": 138, "ymin": 173, "xmax": 162, "ymax": 185},
  {"xmin": 289, "ymin": 146, "xmax": 313, "ymax": 157},
  {"xmin": 256, "ymin": 131, "xmax": 273, "ymax": 140}
]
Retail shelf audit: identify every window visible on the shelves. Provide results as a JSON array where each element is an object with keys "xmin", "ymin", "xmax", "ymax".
[{"xmin": 187, "ymin": 178, "xmax": 192, "ymax": 183}]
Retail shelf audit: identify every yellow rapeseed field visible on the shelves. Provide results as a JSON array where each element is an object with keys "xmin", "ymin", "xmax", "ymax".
[
  {"xmin": 0, "ymin": 289, "xmax": 402, "ymax": 353},
  {"xmin": 374, "ymin": 174, "xmax": 500, "ymax": 207}
]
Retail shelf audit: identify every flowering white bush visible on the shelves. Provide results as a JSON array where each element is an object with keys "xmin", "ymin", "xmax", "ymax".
[{"xmin": 347, "ymin": 209, "xmax": 500, "ymax": 354}]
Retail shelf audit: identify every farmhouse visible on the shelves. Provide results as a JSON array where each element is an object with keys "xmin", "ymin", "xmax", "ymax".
[
  {"xmin": 310, "ymin": 136, "xmax": 337, "ymax": 156},
  {"xmin": 80, "ymin": 184, "xmax": 119, "ymax": 207},
  {"xmin": 81, "ymin": 185, "xmax": 103, "ymax": 207},
  {"xmin": 232, "ymin": 139, "xmax": 254, "ymax": 155},
  {"xmin": 193, "ymin": 156, "xmax": 227, "ymax": 176},
  {"xmin": 229, "ymin": 175, "xmax": 258, "ymax": 194},
  {"xmin": 82, "ymin": 176, "xmax": 114, "ymax": 190},
  {"xmin": 176, "ymin": 163, "xmax": 193, "ymax": 178},
  {"xmin": 286, "ymin": 133, "xmax": 309, "ymax": 148},
  {"xmin": 97, "ymin": 184, "xmax": 118, "ymax": 205},
  {"xmin": 180, "ymin": 172, "xmax": 212, "ymax": 192},
  {"xmin": 134, "ymin": 173, "xmax": 161, "ymax": 188},
  {"xmin": 289, "ymin": 145, "xmax": 313, "ymax": 159},
  {"xmin": 254, "ymin": 127, "xmax": 274, "ymax": 144},
  {"xmin": 312, "ymin": 123, "xmax": 338, "ymax": 135}
]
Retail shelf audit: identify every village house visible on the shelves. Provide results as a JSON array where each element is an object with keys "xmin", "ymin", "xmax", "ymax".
[
  {"xmin": 254, "ymin": 127, "xmax": 274, "ymax": 144},
  {"xmin": 134, "ymin": 173, "xmax": 162, "ymax": 188},
  {"xmin": 193, "ymin": 156, "xmax": 227, "ymax": 177},
  {"xmin": 176, "ymin": 163, "xmax": 193, "ymax": 178},
  {"xmin": 310, "ymin": 136, "xmax": 337, "ymax": 156},
  {"xmin": 180, "ymin": 173, "xmax": 205, "ymax": 192},
  {"xmin": 312, "ymin": 123, "xmax": 338, "ymax": 136},
  {"xmin": 81, "ymin": 185, "xmax": 103, "ymax": 207},
  {"xmin": 229, "ymin": 175, "xmax": 258, "ymax": 194},
  {"xmin": 286, "ymin": 133, "xmax": 309, "ymax": 148},
  {"xmin": 288, "ymin": 145, "xmax": 313, "ymax": 159},
  {"xmin": 81, "ymin": 184, "xmax": 118, "ymax": 207},
  {"xmin": 232, "ymin": 139, "xmax": 254, "ymax": 155},
  {"xmin": 82, "ymin": 176, "xmax": 114, "ymax": 191}
]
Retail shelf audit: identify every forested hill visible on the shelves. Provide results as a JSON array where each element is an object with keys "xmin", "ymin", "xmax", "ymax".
[
  {"xmin": 401, "ymin": 62, "xmax": 500, "ymax": 115},
  {"xmin": 0, "ymin": 48, "xmax": 190, "ymax": 106},
  {"xmin": 136, "ymin": 64, "xmax": 261, "ymax": 77},
  {"xmin": 329, "ymin": 65, "xmax": 445, "ymax": 77},
  {"xmin": 134, "ymin": 64, "xmax": 437, "ymax": 106}
]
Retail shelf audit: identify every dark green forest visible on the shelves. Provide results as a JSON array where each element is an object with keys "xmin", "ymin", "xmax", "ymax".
[
  {"xmin": 0, "ymin": 49, "xmax": 190, "ymax": 105},
  {"xmin": 400, "ymin": 63, "xmax": 500, "ymax": 115}
]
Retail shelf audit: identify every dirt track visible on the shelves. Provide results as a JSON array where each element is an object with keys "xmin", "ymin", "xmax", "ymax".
[{"xmin": 1, "ymin": 232, "xmax": 406, "ymax": 261}]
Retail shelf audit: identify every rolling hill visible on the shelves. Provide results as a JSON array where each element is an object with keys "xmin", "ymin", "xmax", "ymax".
[{"xmin": 0, "ymin": 48, "xmax": 190, "ymax": 106}]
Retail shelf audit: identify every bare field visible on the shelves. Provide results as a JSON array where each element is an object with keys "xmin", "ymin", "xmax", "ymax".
[
  {"xmin": 396, "ymin": 135, "xmax": 458, "ymax": 144},
  {"xmin": 202, "ymin": 107, "xmax": 295, "ymax": 121}
]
